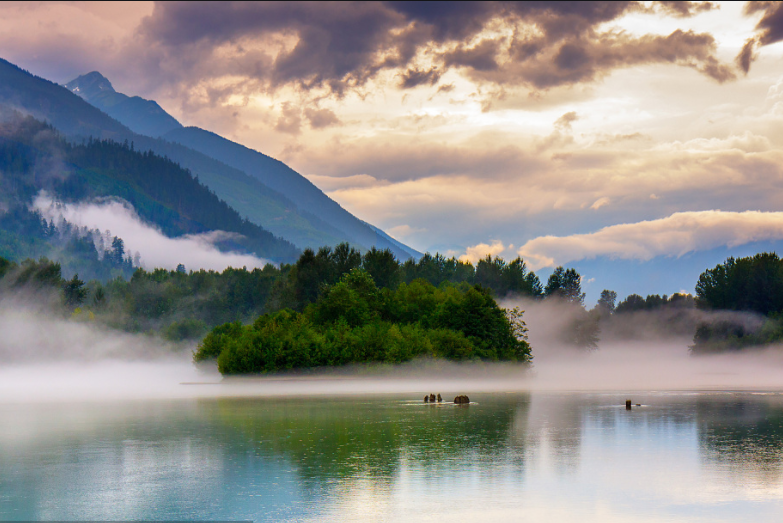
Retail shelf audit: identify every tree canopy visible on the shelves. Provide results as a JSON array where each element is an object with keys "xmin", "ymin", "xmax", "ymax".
[{"xmin": 195, "ymin": 269, "xmax": 532, "ymax": 374}]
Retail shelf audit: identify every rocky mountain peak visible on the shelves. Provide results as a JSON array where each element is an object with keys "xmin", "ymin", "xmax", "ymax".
[{"xmin": 63, "ymin": 71, "xmax": 115, "ymax": 100}]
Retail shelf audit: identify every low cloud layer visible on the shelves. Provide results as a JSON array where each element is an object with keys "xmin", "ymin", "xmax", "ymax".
[
  {"xmin": 33, "ymin": 194, "xmax": 270, "ymax": 272},
  {"xmin": 519, "ymin": 210, "xmax": 783, "ymax": 269}
]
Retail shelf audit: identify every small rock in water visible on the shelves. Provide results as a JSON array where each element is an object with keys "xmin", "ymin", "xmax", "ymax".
[
  {"xmin": 424, "ymin": 395, "xmax": 429, "ymax": 403},
  {"xmin": 429, "ymin": 393, "xmax": 436, "ymax": 402},
  {"xmin": 454, "ymin": 395, "xmax": 470, "ymax": 404},
  {"xmin": 437, "ymin": 394, "xmax": 442, "ymax": 402}
]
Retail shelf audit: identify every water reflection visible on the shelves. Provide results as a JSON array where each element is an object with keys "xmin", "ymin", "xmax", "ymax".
[
  {"xmin": 2, "ymin": 392, "xmax": 783, "ymax": 521},
  {"xmin": 697, "ymin": 394, "xmax": 783, "ymax": 488}
]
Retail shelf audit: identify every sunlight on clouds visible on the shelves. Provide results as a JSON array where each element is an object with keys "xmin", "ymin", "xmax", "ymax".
[
  {"xmin": 459, "ymin": 240, "xmax": 507, "ymax": 264},
  {"xmin": 519, "ymin": 210, "xmax": 783, "ymax": 270},
  {"xmin": 385, "ymin": 224, "xmax": 425, "ymax": 241}
]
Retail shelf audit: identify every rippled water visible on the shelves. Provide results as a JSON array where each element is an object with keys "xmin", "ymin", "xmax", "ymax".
[{"xmin": 2, "ymin": 391, "xmax": 783, "ymax": 521}]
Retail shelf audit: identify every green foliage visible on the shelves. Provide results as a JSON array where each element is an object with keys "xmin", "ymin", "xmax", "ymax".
[
  {"xmin": 696, "ymin": 253, "xmax": 783, "ymax": 315},
  {"xmin": 362, "ymin": 247, "xmax": 400, "ymax": 289},
  {"xmin": 63, "ymin": 273, "xmax": 87, "ymax": 306},
  {"xmin": 596, "ymin": 290, "xmax": 617, "ymax": 315},
  {"xmin": 615, "ymin": 292, "xmax": 694, "ymax": 314},
  {"xmin": 194, "ymin": 321, "xmax": 245, "ymax": 362},
  {"xmin": 164, "ymin": 318, "xmax": 209, "ymax": 341},
  {"xmin": 196, "ymin": 269, "xmax": 532, "ymax": 374},
  {"xmin": 544, "ymin": 266, "xmax": 585, "ymax": 305},
  {"xmin": 690, "ymin": 253, "xmax": 783, "ymax": 352},
  {"xmin": 0, "ymin": 114, "xmax": 299, "ymax": 263}
]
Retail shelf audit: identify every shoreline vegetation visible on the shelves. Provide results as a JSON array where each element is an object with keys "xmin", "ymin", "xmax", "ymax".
[
  {"xmin": 193, "ymin": 269, "xmax": 532, "ymax": 374},
  {"xmin": 3, "ymin": 231, "xmax": 783, "ymax": 371},
  {"xmin": 5, "ymin": 248, "xmax": 783, "ymax": 369}
]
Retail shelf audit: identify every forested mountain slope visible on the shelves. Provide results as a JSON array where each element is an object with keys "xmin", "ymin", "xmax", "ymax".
[
  {"xmin": 61, "ymin": 68, "xmax": 419, "ymax": 258},
  {"xmin": 0, "ymin": 59, "xmax": 341, "ymax": 249},
  {"xmin": 162, "ymin": 126, "xmax": 420, "ymax": 259},
  {"xmin": 0, "ymin": 114, "xmax": 299, "ymax": 263}
]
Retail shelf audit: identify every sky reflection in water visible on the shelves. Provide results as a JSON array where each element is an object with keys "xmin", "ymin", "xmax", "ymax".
[{"xmin": 1, "ymin": 392, "xmax": 783, "ymax": 522}]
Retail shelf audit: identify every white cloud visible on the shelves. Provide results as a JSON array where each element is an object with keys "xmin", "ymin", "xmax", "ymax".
[
  {"xmin": 519, "ymin": 210, "xmax": 783, "ymax": 269},
  {"xmin": 385, "ymin": 224, "xmax": 425, "ymax": 241},
  {"xmin": 459, "ymin": 240, "xmax": 507, "ymax": 264},
  {"xmin": 33, "ymin": 194, "xmax": 271, "ymax": 272}
]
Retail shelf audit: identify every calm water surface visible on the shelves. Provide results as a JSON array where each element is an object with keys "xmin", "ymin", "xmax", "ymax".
[{"xmin": 2, "ymin": 391, "xmax": 783, "ymax": 522}]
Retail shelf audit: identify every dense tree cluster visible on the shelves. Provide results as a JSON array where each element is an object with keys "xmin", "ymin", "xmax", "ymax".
[
  {"xmin": 615, "ymin": 292, "xmax": 695, "ymax": 314},
  {"xmin": 692, "ymin": 253, "xmax": 783, "ymax": 353},
  {"xmin": 194, "ymin": 269, "xmax": 532, "ymax": 374},
  {"xmin": 696, "ymin": 253, "xmax": 783, "ymax": 315}
]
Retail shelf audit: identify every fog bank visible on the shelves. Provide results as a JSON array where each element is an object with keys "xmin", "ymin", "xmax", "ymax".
[
  {"xmin": 4, "ymin": 296, "xmax": 783, "ymax": 403},
  {"xmin": 33, "ymin": 193, "xmax": 270, "ymax": 271}
]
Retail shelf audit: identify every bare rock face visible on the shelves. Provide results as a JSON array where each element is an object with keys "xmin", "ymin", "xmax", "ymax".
[{"xmin": 454, "ymin": 395, "xmax": 470, "ymax": 404}]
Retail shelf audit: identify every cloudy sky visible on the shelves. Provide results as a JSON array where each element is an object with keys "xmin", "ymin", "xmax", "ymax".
[{"xmin": 3, "ymin": 1, "xmax": 783, "ymax": 297}]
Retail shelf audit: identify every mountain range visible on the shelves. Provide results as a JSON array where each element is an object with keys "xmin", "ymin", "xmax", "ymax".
[{"xmin": 0, "ymin": 57, "xmax": 418, "ymax": 265}]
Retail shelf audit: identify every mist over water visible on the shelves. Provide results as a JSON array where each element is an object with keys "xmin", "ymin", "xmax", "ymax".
[
  {"xmin": 510, "ymin": 297, "xmax": 783, "ymax": 391},
  {"xmin": 3, "ymin": 295, "xmax": 783, "ymax": 405}
]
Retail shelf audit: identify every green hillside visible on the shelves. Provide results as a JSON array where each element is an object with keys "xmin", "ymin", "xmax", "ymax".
[
  {"xmin": 0, "ymin": 59, "xmax": 341, "ymax": 250},
  {"xmin": 0, "ymin": 114, "xmax": 299, "ymax": 263}
]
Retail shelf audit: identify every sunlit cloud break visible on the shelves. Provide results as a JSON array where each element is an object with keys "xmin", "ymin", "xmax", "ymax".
[
  {"xmin": 32, "ymin": 193, "xmax": 271, "ymax": 272},
  {"xmin": 459, "ymin": 240, "xmax": 508, "ymax": 264},
  {"xmin": 519, "ymin": 210, "xmax": 783, "ymax": 270}
]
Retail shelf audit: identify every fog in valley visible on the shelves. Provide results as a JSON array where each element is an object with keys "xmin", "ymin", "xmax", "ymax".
[
  {"xmin": 33, "ymin": 192, "xmax": 271, "ymax": 272},
  {"xmin": 2, "ymin": 294, "xmax": 783, "ymax": 404}
]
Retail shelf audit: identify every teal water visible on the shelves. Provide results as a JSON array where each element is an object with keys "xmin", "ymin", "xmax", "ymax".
[{"xmin": 2, "ymin": 392, "xmax": 783, "ymax": 521}]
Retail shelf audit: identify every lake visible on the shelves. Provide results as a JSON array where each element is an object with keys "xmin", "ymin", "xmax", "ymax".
[{"xmin": 2, "ymin": 390, "xmax": 783, "ymax": 521}]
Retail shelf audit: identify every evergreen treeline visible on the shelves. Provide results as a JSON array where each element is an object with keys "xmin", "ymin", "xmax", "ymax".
[
  {"xmin": 0, "ymin": 241, "xmax": 594, "ymax": 360},
  {"xmin": 692, "ymin": 253, "xmax": 783, "ymax": 353},
  {"xmin": 0, "ymin": 114, "xmax": 299, "ymax": 261},
  {"xmin": 0, "ymin": 205, "xmax": 135, "ymax": 282},
  {"xmin": 194, "ymin": 269, "xmax": 531, "ymax": 374},
  {"xmin": 615, "ymin": 292, "xmax": 695, "ymax": 313}
]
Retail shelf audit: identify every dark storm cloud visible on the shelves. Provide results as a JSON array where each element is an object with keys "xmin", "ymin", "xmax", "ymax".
[
  {"xmin": 135, "ymin": 1, "xmax": 734, "ymax": 99},
  {"xmin": 656, "ymin": 1, "xmax": 716, "ymax": 18},
  {"xmin": 736, "ymin": 1, "xmax": 783, "ymax": 74},
  {"xmin": 399, "ymin": 67, "xmax": 441, "ymax": 89}
]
